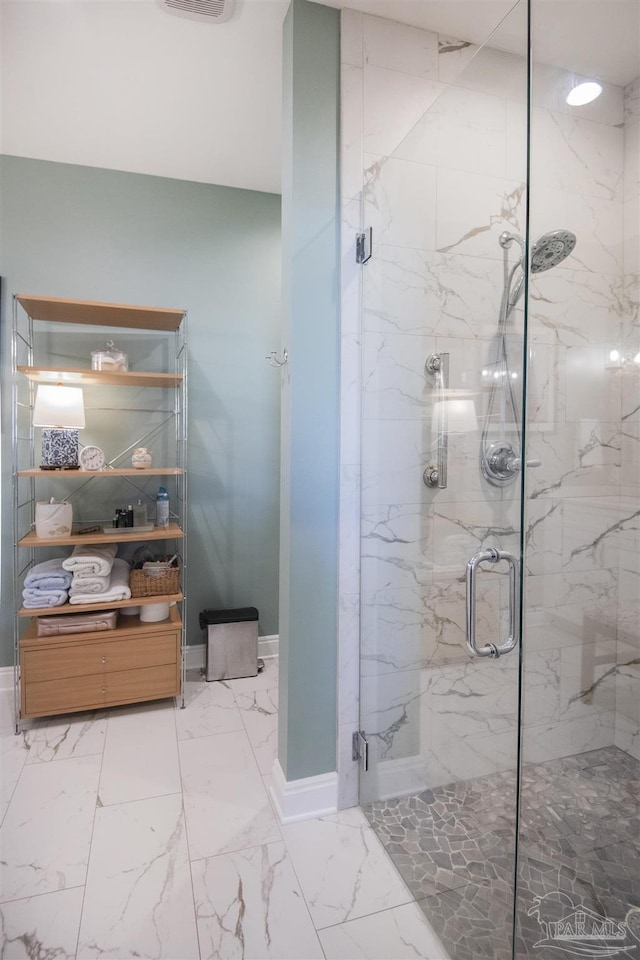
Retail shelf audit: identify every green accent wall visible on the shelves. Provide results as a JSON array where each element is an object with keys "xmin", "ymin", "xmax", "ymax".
[
  {"xmin": 0, "ymin": 155, "xmax": 281, "ymax": 666},
  {"xmin": 278, "ymin": 0, "xmax": 340, "ymax": 781}
]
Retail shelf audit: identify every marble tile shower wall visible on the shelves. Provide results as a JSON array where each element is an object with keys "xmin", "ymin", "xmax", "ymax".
[
  {"xmin": 522, "ymin": 62, "xmax": 629, "ymax": 770},
  {"xmin": 615, "ymin": 76, "xmax": 640, "ymax": 762},
  {"xmin": 338, "ymin": 9, "xmax": 637, "ymax": 804}
]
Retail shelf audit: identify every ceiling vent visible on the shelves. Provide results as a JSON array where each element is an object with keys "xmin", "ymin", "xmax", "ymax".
[{"xmin": 158, "ymin": 0, "xmax": 236, "ymax": 23}]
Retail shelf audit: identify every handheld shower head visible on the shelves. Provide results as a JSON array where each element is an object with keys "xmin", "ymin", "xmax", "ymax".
[
  {"xmin": 530, "ymin": 229, "xmax": 576, "ymax": 273},
  {"xmin": 499, "ymin": 228, "xmax": 577, "ymax": 321},
  {"xmin": 484, "ymin": 227, "xmax": 578, "ymax": 488}
]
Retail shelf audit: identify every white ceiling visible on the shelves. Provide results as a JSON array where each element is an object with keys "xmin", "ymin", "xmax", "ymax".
[
  {"xmin": 0, "ymin": 0, "xmax": 289, "ymax": 194},
  {"xmin": 1, "ymin": 0, "xmax": 638, "ymax": 195}
]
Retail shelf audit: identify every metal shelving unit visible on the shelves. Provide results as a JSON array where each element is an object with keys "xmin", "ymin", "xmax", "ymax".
[{"xmin": 11, "ymin": 294, "xmax": 188, "ymax": 733}]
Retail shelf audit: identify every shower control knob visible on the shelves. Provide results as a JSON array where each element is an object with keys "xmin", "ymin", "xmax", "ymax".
[{"xmin": 482, "ymin": 441, "xmax": 540, "ymax": 486}]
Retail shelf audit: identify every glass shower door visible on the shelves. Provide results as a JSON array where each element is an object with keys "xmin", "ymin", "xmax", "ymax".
[
  {"xmin": 515, "ymin": 1, "xmax": 640, "ymax": 956},
  {"xmin": 355, "ymin": 3, "xmax": 529, "ymax": 957}
]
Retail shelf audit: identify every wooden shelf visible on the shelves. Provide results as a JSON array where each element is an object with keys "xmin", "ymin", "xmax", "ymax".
[
  {"xmin": 18, "ymin": 467, "xmax": 184, "ymax": 477},
  {"xmin": 16, "ymin": 295, "xmax": 185, "ymax": 332},
  {"xmin": 21, "ymin": 605, "xmax": 182, "ymax": 640},
  {"xmin": 19, "ymin": 594, "xmax": 183, "ymax": 619},
  {"xmin": 18, "ymin": 522, "xmax": 184, "ymax": 548},
  {"xmin": 18, "ymin": 366, "xmax": 183, "ymax": 388}
]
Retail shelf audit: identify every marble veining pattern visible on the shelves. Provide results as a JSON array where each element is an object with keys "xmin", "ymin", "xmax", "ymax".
[
  {"xmin": 0, "ymin": 888, "xmax": 84, "ymax": 960},
  {"xmin": 347, "ymin": 6, "xmax": 638, "ymax": 816},
  {"xmin": 318, "ymin": 900, "xmax": 449, "ymax": 959},
  {"xmin": 0, "ymin": 753, "xmax": 101, "ymax": 903},
  {"xmin": 24, "ymin": 711, "xmax": 107, "ymax": 764},
  {"xmin": 282, "ymin": 807, "xmax": 414, "ymax": 929},
  {"xmin": 179, "ymin": 727, "xmax": 282, "ymax": 861},
  {"xmin": 235, "ymin": 687, "xmax": 279, "ymax": 775},
  {"xmin": 191, "ymin": 842, "xmax": 323, "ymax": 960},
  {"xmin": 1, "ymin": 664, "xmax": 450, "ymax": 960},
  {"xmin": 76, "ymin": 793, "xmax": 199, "ymax": 960}
]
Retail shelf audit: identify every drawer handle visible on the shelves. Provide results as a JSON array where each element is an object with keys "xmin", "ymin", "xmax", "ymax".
[
  {"xmin": 100, "ymin": 657, "xmax": 108, "ymax": 664},
  {"xmin": 101, "ymin": 685, "xmax": 107, "ymax": 694}
]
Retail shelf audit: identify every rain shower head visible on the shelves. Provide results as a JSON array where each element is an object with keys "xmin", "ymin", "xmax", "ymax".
[{"xmin": 530, "ymin": 229, "xmax": 577, "ymax": 273}]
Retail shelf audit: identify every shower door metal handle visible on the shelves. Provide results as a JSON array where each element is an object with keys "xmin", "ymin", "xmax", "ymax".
[{"xmin": 466, "ymin": 548, "xmax": 520, "ymax": 659}]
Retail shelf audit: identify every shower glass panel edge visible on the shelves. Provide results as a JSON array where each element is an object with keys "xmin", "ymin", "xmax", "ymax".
[
  {"xmin": 514, "ymin": 1, "xmax": 640, "ymax": 957},
  {"xmin": 355, "ymin": 3, "xmax": 530, "ymax": 958}
]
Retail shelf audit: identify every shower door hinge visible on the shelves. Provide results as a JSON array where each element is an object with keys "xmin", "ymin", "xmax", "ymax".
[
  {"xmin": 352, "ymin": 730, "xmax": 369, "ymax": 772},
  {"xmin": 356, "ymin": 227, "xmax": 372, "ymax": 264}
]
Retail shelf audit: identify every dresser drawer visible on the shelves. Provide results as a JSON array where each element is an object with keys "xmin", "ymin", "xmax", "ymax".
[
  {"xmin": 23, "ymin": 632, "xmax": 179, "ymax": 683},
  {"xmin": 23, "ymin": 663, "xmax": 180, "ymax": 718}
]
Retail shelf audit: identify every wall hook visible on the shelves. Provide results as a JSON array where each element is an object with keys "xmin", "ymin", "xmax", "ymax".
[{"xmin": 266, "ymin": 349, "xmax": 288, "ymax": 368}]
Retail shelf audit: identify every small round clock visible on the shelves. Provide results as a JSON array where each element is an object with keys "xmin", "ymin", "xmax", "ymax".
[{"xmin": 79, "ymin": 445, "xmax": 105, "ymax": 471}]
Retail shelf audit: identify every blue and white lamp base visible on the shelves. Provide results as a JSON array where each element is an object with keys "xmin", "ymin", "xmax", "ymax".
[{"xmin": 40, "ymin": 429, "xmax": 80, "ymax": 469}]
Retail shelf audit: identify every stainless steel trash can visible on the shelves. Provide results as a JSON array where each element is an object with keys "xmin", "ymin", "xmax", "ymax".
[{"xmin": 199, "ymin": 607, "xmax": 259, "ymax": 681}]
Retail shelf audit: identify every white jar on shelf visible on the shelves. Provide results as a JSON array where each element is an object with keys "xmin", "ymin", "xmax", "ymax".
[{"xmin": 131, "ymin": 447, "xmax": 153, "ymax": 469}]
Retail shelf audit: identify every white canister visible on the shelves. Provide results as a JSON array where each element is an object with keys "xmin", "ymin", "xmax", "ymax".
[
  {"xmin": 35, "ymin": 500, "xmax": 73, "ymax": 539},
  {"xmin": 140, "ymin": 602, "xmax": 170, "ymax": 623}
]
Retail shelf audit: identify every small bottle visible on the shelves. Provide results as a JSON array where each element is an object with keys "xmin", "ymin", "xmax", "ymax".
[
  {"xmin": 133, "ymin": 499, "xmax": 147, "ymax": 527},
  {"xmin": 126, "ymin": 504, "xmax": 134, "ymax": 527},
  {"xmin": 156, "ymin": 487, "xmax": 170, "ymax": 528}
]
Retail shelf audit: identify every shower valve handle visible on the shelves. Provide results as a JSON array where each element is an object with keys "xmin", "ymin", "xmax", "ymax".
[
  {"xmin": 505, "ymin": 455, "xmax": 542, "ymax": 473},
  {"xmin": 482, "ymin": 441, "xmax": 540, "ymax": 485}
]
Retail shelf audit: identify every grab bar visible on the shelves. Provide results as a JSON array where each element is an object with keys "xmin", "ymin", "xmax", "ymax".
[
  {"xmin": 465, "ymin": 548, "xmax": 520, "ymax": 659},
  {"xmin": 423, "ymin": 352, "xmax": 449, "ymax": 489}
]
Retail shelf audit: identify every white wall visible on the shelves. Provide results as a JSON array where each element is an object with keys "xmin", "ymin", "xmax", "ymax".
[{"xmin": 0, "ymin": 0, "xmax": 286, "ymax": 194}]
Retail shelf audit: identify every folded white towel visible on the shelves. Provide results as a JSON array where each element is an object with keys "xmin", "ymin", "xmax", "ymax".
[
  {"xmin": 69, "ymin": 571, "xmax": 110, "ymax": 596},
  {"xmin": 62, "ymin": 543, "xmax": 117, "ymax": 578},
  {"xmin": 69, "ymin": 559, "xmax": 131, "ymax": 605},
  {"xmin": 24, "ymin": 558, "xmax": 72, "ymax": 591}
]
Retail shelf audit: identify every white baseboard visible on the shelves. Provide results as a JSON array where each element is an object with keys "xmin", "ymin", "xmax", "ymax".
[
  {"xmin": 186, "ymin": 635, "xmax": 279, "ymax": 671},
  {"xmin": 257, "ymin": 635, "xmax": 279, "ymax": 659},
  {"xmin": 269, "ymin": 758, "xmax": 338, "ymax": 824},
  {"xmin": 0, "ymin": 666, "xmax": 14, "ymax": 692}
]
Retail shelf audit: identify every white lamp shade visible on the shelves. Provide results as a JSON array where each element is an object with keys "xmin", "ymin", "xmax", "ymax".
[
  {"xmin": 33, "ymin": 385, "xmax": 86, "ymax": 428},
  {"xmin": 432, "ymin": 398, "xmax": 477, "ymax": 434}
]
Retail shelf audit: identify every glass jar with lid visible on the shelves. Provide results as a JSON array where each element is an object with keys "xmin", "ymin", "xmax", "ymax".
[{"xmin": 91, "ymin": 340, "xmax": 128, "ymax": 372}]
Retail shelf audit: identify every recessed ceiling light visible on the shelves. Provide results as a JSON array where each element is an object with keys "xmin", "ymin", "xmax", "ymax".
[{"xmin": 566, "ymin": 81, "xmax": 603, "ymax": 106}]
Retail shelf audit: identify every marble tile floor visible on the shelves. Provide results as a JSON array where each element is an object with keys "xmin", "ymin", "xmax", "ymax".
[
  {"xmin": 0, "ymin": 660, "xmax": 448, "ymax": 960},
  {"xmin": 363, "ymin": 746, "xmax": 640, "ymax": 960}
]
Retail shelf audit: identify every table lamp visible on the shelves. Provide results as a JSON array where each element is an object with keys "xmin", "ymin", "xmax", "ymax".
[{"xmin": 33, "ymin": 384, "xmax": 86, "ymax": 469}]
